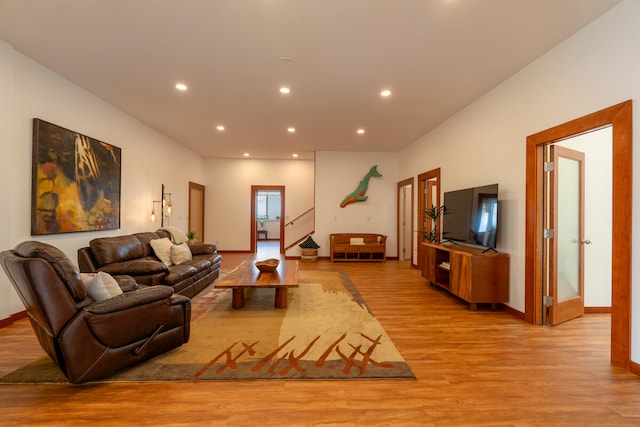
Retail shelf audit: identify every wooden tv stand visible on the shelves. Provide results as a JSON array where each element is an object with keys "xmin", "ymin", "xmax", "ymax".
[{"xmin": 421, "ymin": 242, "xmax": 509, "ymax": 310}]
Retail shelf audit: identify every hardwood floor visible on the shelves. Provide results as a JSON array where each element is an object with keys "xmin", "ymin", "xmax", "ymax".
[{"xmin": 1, "ymin": 248, "xmax": 640, "ymax": 426}]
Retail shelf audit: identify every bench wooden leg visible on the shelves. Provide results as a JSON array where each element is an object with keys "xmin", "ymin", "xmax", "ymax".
[
  {"xmin": 231, "ymin": 288, "xmax": 245, "ymax": 309},
  {"xmin": 274, "ymin": 288, "xmax": 288, "ymax": 308}
]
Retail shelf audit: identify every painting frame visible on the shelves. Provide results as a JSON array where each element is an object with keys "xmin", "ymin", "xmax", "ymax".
[{"xmin": 31, "ymin": 119, "xmax": 121, "ymax": 235}]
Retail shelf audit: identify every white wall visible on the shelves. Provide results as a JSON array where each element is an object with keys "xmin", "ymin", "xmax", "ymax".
[
  {"xmin": 399, "ymin": 0, "xmax": 639, "ymax": 359},
  {"xmin": 203, "ymin": 158, "xmax": 314, "ymax": 253},
  {"xmin": 315, "ymin": 151, "xmax": 398, "ymax": 258},
  {"xmin": 0, "ymin": 42, "xmax": 206, "ymax": 319}
]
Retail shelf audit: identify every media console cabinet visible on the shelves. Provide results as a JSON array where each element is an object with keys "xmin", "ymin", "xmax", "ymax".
[{"xmin": 421, "ymin": 242, "xmax": 509, "ymax": 310}]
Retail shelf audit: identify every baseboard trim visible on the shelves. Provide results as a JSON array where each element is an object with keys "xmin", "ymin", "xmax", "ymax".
[
  {"xmin": 585, "ymin": 307, "xmax": 612, "ymax": 314},
  {"xmin": 500, "ymin": 303, "xmax": 525, "ymax": 320},
  {"xmin": 0, "ymin": 310, "xmax": 27, "ymax": 329}
]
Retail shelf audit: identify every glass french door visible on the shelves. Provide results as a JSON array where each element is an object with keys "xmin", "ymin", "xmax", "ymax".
[{"xmin": 547, "ymin": 145, "xmax": 585, "ymax": 325}]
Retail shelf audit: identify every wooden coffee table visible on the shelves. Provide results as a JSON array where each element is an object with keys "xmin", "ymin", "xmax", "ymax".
[{"xmin": 215, "ymin": 260, "xmax": 299, "ymax": 309}]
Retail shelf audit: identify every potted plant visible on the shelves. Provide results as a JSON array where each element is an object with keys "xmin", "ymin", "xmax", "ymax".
[
  {"xmin": 422, "ymin": 205, "xmax": 446, "ymax": 243},
  {"xmin": 186, "ymin": 231, "xmax": 198, "ymax": 243},
  {"xmin": 258, "ymin": 217, "xmax": 265, "ymax": 229}
]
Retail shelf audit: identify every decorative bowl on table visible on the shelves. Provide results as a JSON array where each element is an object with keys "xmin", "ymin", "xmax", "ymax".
[{"xmin": 255, "ymin": 258, "xmax": 280, "ymax": 273}]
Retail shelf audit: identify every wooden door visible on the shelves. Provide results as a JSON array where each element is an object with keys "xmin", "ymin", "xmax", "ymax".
[
  {"xmin": 548, "ymin": 146, "xmax": 585, "ymax": 325},
  {"xmin": 188, "ymin": 182, "xmax": 205, "ymax": 243}
]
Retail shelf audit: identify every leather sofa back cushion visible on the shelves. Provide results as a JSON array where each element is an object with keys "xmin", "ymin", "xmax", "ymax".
[
  {"xmin": 14, "ymin": 241, "xmax": 87, "ymax": 301},
  {"xmin": 133, "ymin": 232, "xmax": 163, "ymax": 257},
  {"xmin": 90, "ymin": 235, "xmax": 145, "ymax": 267}
]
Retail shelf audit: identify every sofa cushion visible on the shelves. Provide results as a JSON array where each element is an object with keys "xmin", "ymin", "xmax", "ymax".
[
  {"xmin": 150, "ymin": 238, "xmax": 174, "ymax": 266},
  {"xmin": 97, "ymin": 258, "xmax": 169, "ymax": 276},
  {"xmin": 171, "ymin": 243, "xmax": 192, "ymax": 265},
  {"xmin": 164, "ymin": 264, "xmax": 198, "ymax": 285},
  {"xmin": 189, "ymin": 255, "xmax": 213, "ymax": 271},
  {"xmin": 90, "ymin": 235, "xmax": 145, "ymax": 267},
  {"xmin": 133, "ymin": 232, "xmax": 163, "ymax": 257}
]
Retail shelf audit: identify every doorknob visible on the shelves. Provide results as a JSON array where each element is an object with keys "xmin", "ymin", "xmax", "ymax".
[{"xmin": 581, "ymin": 239, "xmax": 592, "ymax": 245}]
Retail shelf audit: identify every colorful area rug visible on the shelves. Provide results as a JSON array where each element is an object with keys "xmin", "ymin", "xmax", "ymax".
[{"xmin": 1, "ymin": 270, "xmax": 414, "ymax": 383}]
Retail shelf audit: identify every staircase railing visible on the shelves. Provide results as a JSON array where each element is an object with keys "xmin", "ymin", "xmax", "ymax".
[{"xmin": 284, "ymin": 208, "xmax": 315, "ymax": 251}]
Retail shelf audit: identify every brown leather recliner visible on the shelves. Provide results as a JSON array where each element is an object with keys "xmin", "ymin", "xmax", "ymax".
[{"xmin": 0, "ymin": 241, "xmax": 191, "ymax": 384}]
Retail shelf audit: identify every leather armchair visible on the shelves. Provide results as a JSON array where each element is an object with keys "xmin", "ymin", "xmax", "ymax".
[{"xmin": 0, "ymin": 241, "xmax": 191, "ymax": 384}]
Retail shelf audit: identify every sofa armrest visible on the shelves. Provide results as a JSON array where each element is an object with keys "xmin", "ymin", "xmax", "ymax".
[
  {"xmin": 77, "ymin": 247, "xmax": 98, "ymax": 273},
  {"xmin": 189, "ymin": 243, "xmax": 216, "ymax": 256},
  {"xmin": 113, "ymin": 275, "xmax": 138, "ymax": 292},
  {"xmin": 81, "ymin": 286, "xmax": 190, "ymax": 349},
  {"xmin": 86, "ymin": 285, "xmax": 175, "ymax": 315}
]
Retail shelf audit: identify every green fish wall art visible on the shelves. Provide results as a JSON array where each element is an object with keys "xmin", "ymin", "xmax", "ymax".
[{"xmin": 340, "ymin": 165, "xmax": 382, "ymax": 208}]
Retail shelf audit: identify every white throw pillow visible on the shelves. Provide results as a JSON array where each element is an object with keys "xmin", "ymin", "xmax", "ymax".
[
  {"xmin": 87, "ymin": 271, "xmax": 123, "ymax": 301},
  {"xmin": 350, "ymin": 237, "xmax": 365, "ymax": 245},
  {"xmin": 150, "ymin": 237, "xmax": 174, "ymax": 266},
  {"xmin": 171, "ymin": 242, "xmax": 192, "ymax": 265}
]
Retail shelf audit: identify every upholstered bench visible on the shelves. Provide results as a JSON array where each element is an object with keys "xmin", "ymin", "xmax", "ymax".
[{"xmin": 329, "ymin": 233, "xmax": 386, "ymax": 262}]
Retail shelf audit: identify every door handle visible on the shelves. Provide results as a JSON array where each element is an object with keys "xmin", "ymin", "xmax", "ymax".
[{"xmin": 581, "ymin": 239, "xmax": 592, "ymax": 245}]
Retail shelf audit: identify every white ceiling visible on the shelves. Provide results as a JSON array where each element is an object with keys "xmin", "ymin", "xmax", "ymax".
[{"xmin": 0, "ymin": 0, "xmax": 622, "ymax": 159}]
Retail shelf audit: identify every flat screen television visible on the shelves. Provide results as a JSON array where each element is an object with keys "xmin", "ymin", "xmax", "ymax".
[{"xmin": 442, "ymin": 183, "xmax": 498, "ymax": 250}]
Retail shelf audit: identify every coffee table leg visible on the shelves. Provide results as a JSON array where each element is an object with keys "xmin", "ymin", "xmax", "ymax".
[
  {"xmin": 231, "ymin": 288, "xmax": 245, "ymax": 309},
  {"xmin": 274, "ymin": 288, "xmax": 288, "ymax": 308}
]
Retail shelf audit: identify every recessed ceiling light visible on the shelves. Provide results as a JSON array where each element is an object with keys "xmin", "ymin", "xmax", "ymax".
[
  {"xmin": 279, "ymin": 87, "xmax": 291, "ymax": 94},
  {"xmin": 357, "ymin": 129, "xmax": 365, "ymax": 135},
  {"xmin": 380, "ymin": 89, "xmax": 391, "ymax": 97},
  {"xmin": 216, "ymin": 125, "xmax": 225, "ymax": 131},
  {"xmin": 287, "ymin": 127, "xmax": 296, "ymax": 133},
  {"xmin": 175, "ymin": 83, "xmax": 188, "ymax": 91},
  {"xmin": 243, "ymin": 153, "xmax": 250, "ymax": 157},
  {"xmin": 292, "ymin": 153, "xmax": 299, "ymax": 158}
]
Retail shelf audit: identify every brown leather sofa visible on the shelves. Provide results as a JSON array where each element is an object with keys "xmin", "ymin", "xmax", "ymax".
[
  {"xmin": 0, "ymin": 241, "xmax": 191, "ymax": 384},
  {"xmin": 77, "ymin": 230, "xmax": 221, "ymax": 298}
]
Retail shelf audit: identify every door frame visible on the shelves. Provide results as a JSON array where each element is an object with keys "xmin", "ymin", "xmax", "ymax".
[
  {"xmin": 251, "ymin": 185, "xmax": 285, "ymax": 254},
  {"xmin": 417, "ymin": 168, "xmax": 441, "ymax": 270},
  {"xmin": 525, "ymin": 100, "xmax": 632, "ymax": 369},
  {"xmin": 397, "ymin": 177, "xmax": 414, "ymax": 263}
]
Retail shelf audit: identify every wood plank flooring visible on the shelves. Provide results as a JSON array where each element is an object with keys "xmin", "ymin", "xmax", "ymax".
[{"xmin": 1, "ymin": 250, "xmax": 640, "ymax": 426}]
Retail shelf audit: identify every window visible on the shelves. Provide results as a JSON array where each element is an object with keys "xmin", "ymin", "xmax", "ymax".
[{"xmin": 256, "ymin": 191, "xmax": 281, "ymax": 220}]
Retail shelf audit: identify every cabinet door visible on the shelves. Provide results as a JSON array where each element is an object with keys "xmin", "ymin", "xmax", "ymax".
[
  {"xmin": 422, "ymin": 245, "xmax": 436, "ymax": 282},
  {"xmin": 448, "ymin": 251, "xmax": 466, "ymax": 297},
  {"xmin": 453, "ymin": 253, "xmax": 473, "ymax": 301}
]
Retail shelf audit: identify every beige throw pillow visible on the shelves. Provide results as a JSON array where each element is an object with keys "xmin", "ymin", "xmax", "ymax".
[
  {"xmin": 80, "ymin": 273, "xmax": 97, "ymax": 290},
  {"xmin": 86, "ymin": 271, "xmax": 123, "ymax": 301},
  {"xmin": 150, "ymin": 237, "xmax": 174, "ymax": 266},
  {"xmin": 171, "ymin": 242, "xmax": 192, "ymax": 265}
]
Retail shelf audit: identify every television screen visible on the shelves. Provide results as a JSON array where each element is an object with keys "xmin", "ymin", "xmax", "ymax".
[{"xmin": 442, "ymin": 184, "xmax": 498, "ymax": 249}]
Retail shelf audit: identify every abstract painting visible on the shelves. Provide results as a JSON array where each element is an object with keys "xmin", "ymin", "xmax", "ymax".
[{"xmin": 31, "ymin": 119, "xmax": 121, "ymax": 235}]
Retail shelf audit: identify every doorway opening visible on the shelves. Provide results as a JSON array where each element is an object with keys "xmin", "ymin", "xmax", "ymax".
[
  {"xmin": 251, "ymin": 185, "xmax": 285, "ymax": 254},
  {"xmin": 397, "ymin": 178, "xmax": 414, "ymax": 264},
  {"xmin": 525, "ymin": 100, "xmax": 632, "ymax": 369},
  {"xmin": 188, "ymin": 181, "xmax": 205, "ymax": 243},
  {"xmin": 417, "ymin": 168, "xmax": 441, "ymax": 270}
]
